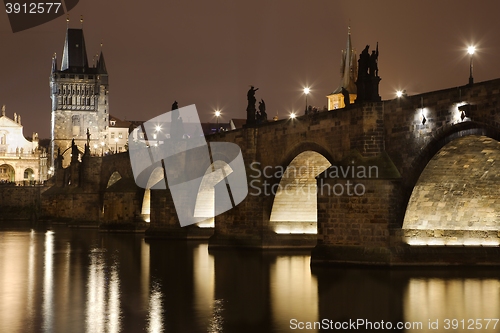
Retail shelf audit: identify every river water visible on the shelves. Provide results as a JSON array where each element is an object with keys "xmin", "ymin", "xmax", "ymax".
[{"xmin": 0, "ymin": 227, "xmax": 499, "ymax": 333}]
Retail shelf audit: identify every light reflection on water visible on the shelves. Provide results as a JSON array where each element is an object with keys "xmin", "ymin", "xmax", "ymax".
[{"xmin": 0, "ymin": 228, "xmax": 499, "ymax": 332}]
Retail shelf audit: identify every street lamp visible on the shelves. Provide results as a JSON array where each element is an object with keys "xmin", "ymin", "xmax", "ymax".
[
  {"xmin": 215, "ymin": 110, "xmax": 221, "ymax": 132},
  {"xmin": 100, "ymin": 141, "xmax": 104, "ymax": 156},
  {"xmin": 289, "ymin": 112, "xmax": 296, "ymax": 119},
  {"xmin": 114, "ymin": 138, "xmax": 118, "ymax": 153},
  {"xmin": 303, "ymin": 87, "xmax": 310, "ymax": 112},
  {"xmin": 396, "ymin": 90, "xmax": 403, "ymax": 98},
  {"xmin": 468, "ymin": 45, "xmax": 475, "ymax": 85},
  {"xmin": 93, "ymin": 144, "xmax": 97, "ymax": 156}
]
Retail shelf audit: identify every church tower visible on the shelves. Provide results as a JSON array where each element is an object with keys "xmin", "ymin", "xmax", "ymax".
[
  {"xmin": 50, "ymin": 22, "xmax": 109, "ymax": 167},
  {"xmin": 327, "ymin": 27, "xmax": 357, "ymax": 110}
]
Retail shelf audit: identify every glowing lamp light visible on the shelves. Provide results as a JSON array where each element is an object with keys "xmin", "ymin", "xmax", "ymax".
[
  {"xmin": 467, "ymin": 45, "xmax": 476, "ymax": 55},
  {"xmin": 289, "ymin": 112, "xmax": 296, "ymax": 119},
  {"xmin": 303, "ymin": 87, "xmax": 310, "ymax": 95},
  {"xmin": 155, "ymin": 125, "xmax": 161, "ymax": 132},
  {"xmin": 396, "ymin": 90, "xmax": 403, "ymax": 98},
  {"xmin": 215, "ymin": 110, "xmax": 221, "ymax": 117}
]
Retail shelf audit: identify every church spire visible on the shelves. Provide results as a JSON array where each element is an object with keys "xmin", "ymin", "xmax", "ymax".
[
  {"xmin": 339, "ymin": 26, "xmax": 357, "ymax": 94},
  {"xmin": 97, "ymin": 43, "xmax": 107, "ymax": 74}
]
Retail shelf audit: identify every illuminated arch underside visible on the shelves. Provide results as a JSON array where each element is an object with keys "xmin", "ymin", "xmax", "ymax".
[
  {"xmin": 193, "ymin": 161, "xmax": 233, "ymax": 228},
  {"xmin": 403, "ymin": 135, "xmax": 500, "ymax": 246},
  {"xmin": 270, "ymin": 151, "xmax": 331, "ymax": 234}
]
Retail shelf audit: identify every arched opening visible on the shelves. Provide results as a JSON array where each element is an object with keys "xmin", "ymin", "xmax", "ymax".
[
  {"xmin": 0, "ymin": 164, "xmax": 15, "ymax": 183},
  {"xmin": 269, "ymin": 151, "xmax": 331, "ymax": 234},
  {"xmin": 193, "ymin": 160, "xmax": 234, "ymax": 228},
  {"xmin": 24, "ymin": 168, "xmax": 34, "ymax": 184},
  {"xmin": 141, "ymin": 167, "xmax": 165, "ymax": 223},
  {"xmin": 403, "ymin": 135, "xmax": 500, "ymax": 246}
]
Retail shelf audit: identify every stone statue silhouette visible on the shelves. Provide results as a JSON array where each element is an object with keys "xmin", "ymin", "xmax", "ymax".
[
  {"xmin": 71, "ymin": 138, "xmax": 79, "ymax": 162},
  {"xmin": 246, "ymin": 86, "xmax": 259, "ymax": 126},
  {"xmin": 258, "ymin": 99, "xmax": 267, "ymax": 121},
  {"xmin": 341, "ymin": 87, "xmax": 350, "ymax": 107},
  {"xmin": 170, "ymin": 100, "xmax": 183, "ymax": 140},
  {"xmin": 358, "ymin": 45, "xmax": 370, "ymax": 78},
  {"xmin": 247, "ymin": 86, "xmax": 259, "ymax": 109},
  {"xmin": 369, "ymin": 43, "xmax": 379, "ymax": 77},
  {"xmin": 86, "ymin": 128, "xmax": 91, "ymax": 146}
]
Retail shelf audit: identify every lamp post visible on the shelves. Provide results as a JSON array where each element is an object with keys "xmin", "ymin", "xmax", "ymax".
[
  {"xmin": 114, "ymin": 138, "xmax": 118, "ymax": 153},
  {"xmin": 303, "ymin": 87, "xmax": 310, "ymax": 112},
  {"xmin": 93, "ymin": 144, "xmax": 97, "ymax": 156},
  {"xmin": 468, "ymin": 46, "xmax": 475, "ymax": 85},
  {"xmin": 215, "ymin": 110, "xmax": 221, "ymax": 132},
  {"xmin": 100, "ymin": 141, "xmax": 104, "ymax": 156}
]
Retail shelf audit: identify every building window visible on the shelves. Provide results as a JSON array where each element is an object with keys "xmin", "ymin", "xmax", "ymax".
[
  {"xmin": 111, "ymin": 132, "xmax": 115, "ymax": 139},
  {"xmin": 118, "ymin": 132, "xmax": 123, "ymax": 139}
]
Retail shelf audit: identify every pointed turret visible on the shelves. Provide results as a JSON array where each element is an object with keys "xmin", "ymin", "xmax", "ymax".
[
  {"xmin": 97, "ymin": 50, "xmax": 107, "ymax": 74},
  {"xmin": 61, "ymin": 28, "xmax": 89, "ymax": 72},
  {"xmin": 51, "ymin": 53, "xmax": 57, "ymax": 73},
  {"xmin": 327, "ymin": 27, "xmax": 358, "ymax": 110}
]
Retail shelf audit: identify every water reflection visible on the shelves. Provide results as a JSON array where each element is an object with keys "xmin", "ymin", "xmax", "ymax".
[
  {"xmin": 146, "ymin": 281, "xmax": 164, "ymax": 333},
  {"xmin": 42, "ymin": 230, "xmax": 54, "ymax": 332},
  {"xmin": 404, "ymin": 278, "xmax": 500, "ymax": 332},
  {"xmin": 1, "ymin": 228, "xmax": 500, "ymax": 333},
  {"xmin": 271, "ymin": 256, "xmax": 318, "ymax": 332},
  {"xmin": 86, "ymin": 249, "xmax": 121, "ymax": 333}
]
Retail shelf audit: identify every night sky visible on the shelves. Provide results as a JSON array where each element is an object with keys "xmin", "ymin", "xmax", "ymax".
[{"xmin": 1, "ymin": 0, "xmax": 500, "ymax": 139}]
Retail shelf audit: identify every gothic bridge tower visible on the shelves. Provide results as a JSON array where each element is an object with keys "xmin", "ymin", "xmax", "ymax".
[{"xmin": 50, "ymin": 23, "xmax": 109, "ymax": 167}]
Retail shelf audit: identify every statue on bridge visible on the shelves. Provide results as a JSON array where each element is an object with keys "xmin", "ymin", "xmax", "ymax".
[
  {"xmin": 71, "ymin": 139, "xmax": 79, "ymax": 163},
  {"xmin": 258, "ymin": 99, "xmax": 267, "ymax": 123},
  {"xmin": 369, "ymin": 43, "xmax": 379, "ymax": 77},
  {"xmin": 170, "ymin": 100, "xmax": 184, "ymax": 140},
  {"xmin": 341, "ymin": 87, "xmax": 350, "ymax": 107},
  {"xmin": 246, "ymin": 86, "xmax": 259, "ymax": 126},
  {"xmin": 355, "ymin": 43, "xmax": 381, "ymax": 103}
]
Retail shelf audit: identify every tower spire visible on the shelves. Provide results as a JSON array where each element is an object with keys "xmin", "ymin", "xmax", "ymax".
[{"xmin": 51, "ymin": 53, "xmax": 57, "ymax": 73}]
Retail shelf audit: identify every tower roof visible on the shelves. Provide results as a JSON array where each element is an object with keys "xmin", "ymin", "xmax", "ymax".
[
  {"xmin": 61, "ymin": 28, "xmax": 89, "ymax": 72},
  {"xmin": 330, "ymin": 27, "xmax": 357, "ymax": 95}
]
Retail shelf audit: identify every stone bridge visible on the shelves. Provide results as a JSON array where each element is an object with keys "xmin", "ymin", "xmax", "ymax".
[{"xmin": 42, "ymin": 78, "xmax": 500, "ymax": 265}]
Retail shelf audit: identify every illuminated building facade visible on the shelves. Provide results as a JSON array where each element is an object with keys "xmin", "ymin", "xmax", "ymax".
[{"xmin": 0, "ymin": 106, "xmax": 47, "ymax": 183}]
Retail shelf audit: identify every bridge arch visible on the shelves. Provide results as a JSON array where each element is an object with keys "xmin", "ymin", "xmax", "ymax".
[
  {"xmin": 268, "ymin": 142, "xmax": 334, "ymax": 234},
  {"xmin": 193, "ymin": 160, "xmax": 233, "ymax": 228},
  {"xmin": 402, "ymin": 128, "xmax": 500, "ymax": 246}
]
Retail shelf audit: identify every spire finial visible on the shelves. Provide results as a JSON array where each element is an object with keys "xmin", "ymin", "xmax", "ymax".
[
  {"xmin": 80, "ymin": 15, "xmax": 83, "ymax": 28},
  {"xmin": 66, "ymin": 14, "xmax": 69, "ymax": 26},
  {"xmin": 348, "ymin": 20, "xmax": 351, "ymax": 35}
]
